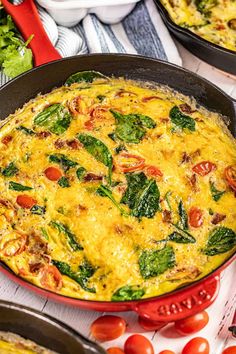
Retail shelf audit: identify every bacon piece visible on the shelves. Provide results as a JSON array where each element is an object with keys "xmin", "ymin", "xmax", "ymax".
[
  {"xmin": 181, "ymin": 152, "xmax": 191, "ymax": 164},
  {"xmin": 179, "ymin": 103, "xmax": 196, "ymax": 114},
  {"xmin": 83, "ymin": 173, "xmax": 103, "ymax": 182},
  {"xmin": 36, "ymin": 131, "xmax": 51, "ymax": 139},
  {"xmin": 188, "ymin": 173, "xmax": 198, "ymax": 192},
  {"xmin": 162, "ymin": 210, "xmax": 172, "ymax": 223},
  {"xmin": 115, "ymin": 89, "xmax": 137, "ymax": 98},
  {"xmin": 54, "ymin": 139, "xmax": 65, "ymax": 149},
  {"xmin": 142, "ymin": 96, "xmax": 163, "ymax": 102},
  {"xmin": 1, "ymin": 135, "xmax": 12, "ymax": 145},
  {"xmin": 66, "ymin": 139, "xmax": 81, "ymax": 150},
  {"xmin": 167, "ymin": 266, "xmax": 201, "ymax": 281},
  {"xmin": 211, "ymin": 213, "xmax": 226, "ymax": 225}
]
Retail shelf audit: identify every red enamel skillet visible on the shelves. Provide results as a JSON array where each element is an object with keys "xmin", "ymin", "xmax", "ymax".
[{"xmin": 0, "ymin": 54, "xmax": 235, "ymax": 325}]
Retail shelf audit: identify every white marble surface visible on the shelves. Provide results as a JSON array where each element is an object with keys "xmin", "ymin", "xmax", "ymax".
[{"xmin": 0, "ymin": 46, "xmax": 235, "ymax": 354}]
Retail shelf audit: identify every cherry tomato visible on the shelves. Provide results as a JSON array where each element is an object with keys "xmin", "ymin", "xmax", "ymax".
[
  {"xmin": 175, "ymin": 311, "xmax": 209, "ymax": 335},
  {"xmin": 182, "ymin": 337, "xmax": 210, "ymax": 354},
  {"xmin": 159, "ymin": 351, "xmax": 175, "ymax": 354},
  {"xmin": 107, "ymin": 348, "xmax": 125, "ymax": 354},
  {"xmin": 116, "ymin": 153, "xmax": 145, "ymax": 173},
  {"xmin": 90, "ymin": 315, "xmax": 126, "ymax": 341},
  {"xmin": 145, "ymin": 165, "xmax": 163, "ymax": 178},
  {"xmin": 138, "ymin": 316, "xmax": 166, "ymax": 331},
  {"xmin": 90, "ymin": 105, "xmax": 108, "ymax": 119},
  {"xmin": 68, "ymin": 96, "xmax": 87, "ymax": 116},
  {"xmin": 192, "ymin": 161, "xmax": 216, "ymax": 176},
  {"xmin": 188, "ymin": 207, "xmax": 204, "ymax": 228},
  {"xmin": 222, "ymin": 346, "xmax": 236, "ymax": 354},
  {"xmin": 44, "ymin": 166, "xmax": 63, "ymax": 181},
  {"xmin": 224, "ymin": 165, "xmax": 236, "ymax": 191},
  {"xmin": 2, "ymin": 234, "xmax": 27, "ymax": 257},
  {"xmin": 40, "ymin": 265, "xmax": 62, "ymax": 291},
  {"xmin": 16, "ymin": 195, "xmax": 37, "ymax": 209},
  {"xmin": 124, "ymin": 334, "xmax": 154, "ymax": 354}
]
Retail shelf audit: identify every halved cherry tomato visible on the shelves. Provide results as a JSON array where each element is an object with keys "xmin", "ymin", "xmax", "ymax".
[
  {"xmin": 159, "ymin": 351, "xmax": 175, "ymax": 354},
  {"xmin": 222, "ymin": 346, "xmax": 236, "ymax": 354},
  {"xmin": 175, "ymin": 311, "xmax": 209, "ymax": 335},
  {"xmin": 138, "ymin": 316, "xmax": 166, "ymax": 331},
  {"xmin": 192, "ymin": 161, "xmax": 216, "ymax": 176},
  {"xmin": 116, "ymin": 153, "xmax": 145, "ymax": 173},
  {"xmin": 188, "ymin": 207, "xmax": 204, "ymax": 228},
  {"xmin": 182, "ymin": 337, "xmax": 210, "ymax": 354},
  {"xmin": 90, "ymin": 315, "xmax": 126, "ymax": 342},
  {"xmin": 107, "ymin": 348, "xmax": 125, "ymax": 354},
  {"xmin": 224, "ymin": 165, "xmax": 236, "ymax": 191},
  {"xmin": 124, "ymin": 334, "xmax": 154, "ymax": 354},
  {"xmin": 16, "ymin": 195, "xmax": 37, "ymax": 209},
  {"xmin": 2, "ymin": 234, "xmax": 27, "ymax": 257},
  {"xmin": 40, "ymin": 265, "xmax": 62, "ymax": 291},
  {"xmin": 68, "ymin": 96, "xmax": 87, "ymax": 116},
  {"xmin": 145, "ymin": 165, "xmax": 163, "ymax": 178},
  {"xmin": 90, "ymin": 105, "xmax": 108, "ymax": 119},
  {"xmin": 44, "ymin": 166, "xmax": 63, "ymax": 181}
]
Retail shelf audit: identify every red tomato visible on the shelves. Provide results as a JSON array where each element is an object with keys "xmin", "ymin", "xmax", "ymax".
[
  {"xmin": 16, "ymin": 195, "xmax": 37, "ymax": 209},
  {"xmin": 90, "ymin": 315, "xmax": 126, "ymax": 341},
  {"xmin": 84, "ymin": 119, "xmax": 94, "ymax": 131},
  {"xmin": 192, "ymin": 161, "xmax": 216, "ymax": 176},
  {"xmin": 116, "ymin": 153, "xmax": 145, "ymax": 173},
  {"xmin": 188, "ymin": 207, "xmax": 204, "ymax": 228},
  {"xmin": 222, "ymin": 346, "xmax": 236, "ymax": 354},
  {"xmin": 40, "ymin": 265, "xmax": 62, "ymax": 291},
  {"xmin": 1, "ymin": 135, "xmax": 12, "ymax": 145},
  {"xmin": 44, "ymin": 166, "xmax": 63, "ymax": 181},
  {"xmin": 182, "ymin": 337, "xmax": 210, "ymax": 354},
  {"xmin": 2, "ymin": 234, "xmax": 27, "ymax": 257},
  {"xmin": 138, "ymin": 316, "xmax": 166, "ymax": 331},
  {"xmin": 107, "ymin": 348, "xmax": 125, "ymax": 354},
  {"xmin": 175, "ymin": 311, "xmax": 209, "ymax": 335},
  {"xmin": 145, "ymin": 165, "xmax": 163, "ymax": 178},
  {"xmin": 159, "ymin": 351, "xmax": 175, "ymax": 354},
  {"xmin": 224, "ymin": 165, "xmax": 236, "ymax": 191},
  {"xmin": 68, "ymin": 96, "xmax": 87, "ymax": 116},
  {"xmin": 124, "ymin": 334, "xmax": 154, "ymax": 354}
]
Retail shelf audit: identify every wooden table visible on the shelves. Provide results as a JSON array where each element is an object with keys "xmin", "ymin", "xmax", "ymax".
[{"xmin": 0, "ymin": 46, "xmax": 235, "ymax": 353}]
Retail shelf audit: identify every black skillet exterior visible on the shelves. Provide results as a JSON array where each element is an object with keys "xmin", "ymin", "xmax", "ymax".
[
  {"xmin": 0, "ymin": 54, "xmax": 235, "ymax": 136},
  {"xmin": 0, "ymin": 301, "xmax": 105, "ymax": 354},
  {"xmin": 154, "ymin": 0, "xmax": 236, "ymax": 75}
]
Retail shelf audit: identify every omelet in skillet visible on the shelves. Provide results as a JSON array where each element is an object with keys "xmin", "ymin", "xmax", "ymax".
[
  {"xmin": 0, "ymin": 71, "xmax": 235, "ymax": 301},
  {"xmin": 160, "ymin": 0, "xmax": 236, "ymax": 52}
]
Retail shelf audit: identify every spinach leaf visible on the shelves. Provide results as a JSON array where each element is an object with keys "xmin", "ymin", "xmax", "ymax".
[
  {"xmin": 16, "ymin": 125, "xmax": 35, "ymax": 135},
  {"xmin": 203, "ymin": 227, "xmax": 236, "ymax": 256},
  {"xmin": 41, "ymin": 227, "xmax": 49, "ymax": 240},
  {"xmin": 110, "ymin": 110, "xmax": 156, "ymax": 144},
  {"xmin": 210, "ymin": 181, "xmax": 225, "ymax": 202},
  {"xmin": 112, "ymin": 285, "xmax": 145, "ymax": 301},
  {"xmin": 34, "ymin": 104, "xmax": 72, "ymax": 135},
  {"xmin": 2, "ymin": 162, "xmax": 18, "ymax": 177},
  {"xmin": 139, "ymin": 246, "xmax": 176, "ymax": 279},
  {"xmin": 76, "ymin": 166, "xmax": 87, "ymax": 180},
  {"xmin": 49, "ymin": 153, "xmax": 78, "ymax": 172},
  {"xmin": 97, "ymin": 94, "xmax": 106, "ymax": 102},
  {"xmin": 30, "ymin": 205, "xmax": 46, "ymax": 215},
  {"xmin": 96, "ymin": 185, "xmax": 128, "ymax": 216},
  {"xmin": 195, "ymin": 0, "xmax": 217, "ymax": 14},
  {"xmin": 177, "ymin": 200, "xmax": 188, "ymax": 230},
  {"xmin": 50, "ymin": 221, "xmax": 83, "ymax": 251},
  {"xmin": 168, "ymin": 230, "xmax": 196, "ymax": 244},
  {"xmin": 9, "ymin": 181, "xmax": 32, "ymax": 191},
  {"xmin": 77, "ymin": 133, "xmax": 113, "ymax": 185},
  {"xmin": 115, "ymin": 144, "xmax": 126, "ymax": 155},
  {"xmin": 58, "ymin": 176, "xmax": 70, "ymax": 188},
  {"xmin": 170, "ymin": 106, "xmax": 195, "ymax": 132},
  {"xmin": 121, "ymin": 172, "xmax": 160, "ymax": 219},
  {"xmin": 164, "ymin": 191, "xmax": 172, "ymax": 211},
  {"xmin": 52, "ymin": 260, "xmax": 96, "ymax": 293},
  {"xmin": 65, "ymin": 71, "xmax": 109, "ymax": 86}
]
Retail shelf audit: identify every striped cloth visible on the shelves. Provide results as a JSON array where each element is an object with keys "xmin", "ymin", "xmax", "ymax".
[{"xmin": 0, "ymin": 0, "xmax": 182, "ymax": 85}]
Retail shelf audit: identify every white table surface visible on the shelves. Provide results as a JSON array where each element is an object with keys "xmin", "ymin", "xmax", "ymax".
[{"xmin": 0, "ymin": 45, "xmax": 235, "ymax": 354}]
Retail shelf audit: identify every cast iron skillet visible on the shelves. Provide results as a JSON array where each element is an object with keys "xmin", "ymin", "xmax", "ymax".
[
  {"xmin": 0, "ymin": 300, "xmax": 105, "ymax": 354},
  {"xmin": 154, "ymin": 0, "xmax": 236, "ymax": 75},
  {"xmin": 0, "ymin": 54, "xmax": 235, "ymax": 323}
]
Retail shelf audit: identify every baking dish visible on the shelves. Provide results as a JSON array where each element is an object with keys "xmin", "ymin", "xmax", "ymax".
[
  {"xmin": 0, "ymin": 300, "xmax": 105, "ymax": 354},
  {"xmin": 154, "ymin": 0, "xmax": 236, "ymax": 76},
  {"xmin": 0, "ymin": 54, "xmax": 235, "ymax": 325},
  {"xmin": 36, "ymin": 0, "xmax": 141, "ymax": 26}
]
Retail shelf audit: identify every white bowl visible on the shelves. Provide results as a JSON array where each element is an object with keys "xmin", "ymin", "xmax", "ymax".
[{"xmin": 37, "ymin": 0, "xmax": 141, "ymax": 26}]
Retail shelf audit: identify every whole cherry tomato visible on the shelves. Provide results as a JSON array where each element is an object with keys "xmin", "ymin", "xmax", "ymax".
[
  {"xmin": 175, "ymin": 311, "xmax": 209, "ymax": 335},
  {"xmin": 90, "ymin": 315, "xmax": 126, "ymax": 341},
  {"xmin": 138, "ymin": 316, "xmax": 166, "ymax": 331},
  {"xmin": 192, "ymin": 161, "xmax": 216, "ymax": 176},
  {"xmin": 188, "ymin": 207, "xmax": 204, "ymax": 228},
  {"xmin": 182, "ymin": 337, "xmax": 210, "ymax": 354},
  {"xmin": 124, "ymin": 334, "xmax": 154, "ymax": 354},
  {"xmin": 159, "ymin": 351, "xmax": 175, "ymax": 354},
  {"xmin": 224, "ymin": 165, "xmax": 236, "ymax": 191},
  {"xmin": 44, "ymin": 166, "xmax": 62, "ymax": 181},
  {"xmin": 222, "ymin": 347, "xmax": 236, "ymax": 354},
  {"xmin": 16, "ymin": 195, "xmax": 37, "ymax": 209},
  {"xmin": 107, "ymin": 348, "xmax": 125, "ymax": 354}
]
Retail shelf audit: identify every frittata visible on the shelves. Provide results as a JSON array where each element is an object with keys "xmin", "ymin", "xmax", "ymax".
[
  {"xmin": 0, "ymin": 71, "xmax": 235, "ymax": 301},
  {"xmin": 160, "ymin": 0, "xmax": 236, "ymax": 52}
]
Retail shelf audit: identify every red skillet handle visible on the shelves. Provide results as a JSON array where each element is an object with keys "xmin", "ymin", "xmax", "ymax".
[
  {"xmin": 135, "ymin": 276, "xmax": 220, "ymax": 323},
  {"xmin": 1, "ymin": 0, "xmax": 61, "ymax": 66}
]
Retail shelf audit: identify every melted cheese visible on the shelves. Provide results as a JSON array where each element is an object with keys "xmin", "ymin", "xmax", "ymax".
[{"xmin": 0, "ymin": 78, "xmax": 235, "ymax": 301}]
